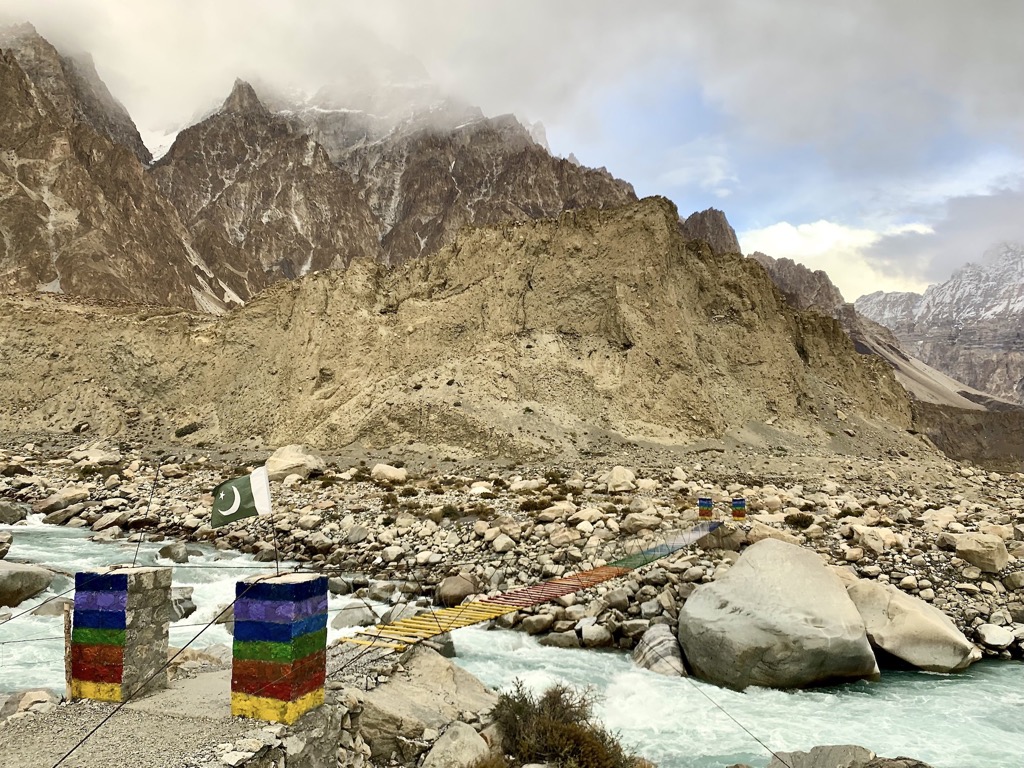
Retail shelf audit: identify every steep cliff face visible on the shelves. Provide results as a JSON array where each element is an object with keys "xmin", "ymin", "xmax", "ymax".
[
  {"xmin": 151, "ymin": 80, "xmax": 384, "ymax": 300},
  {"xmin": 0, "ymin": 197, "xmax": 912, "ymax": 455},
  {"xmin": 0, "ymin": 23, "xmax": 151, "ymax": 164},
  {"xmin": 338, "ymin": 113, "xmax": 636, "ymax": 265},
  {"xmin": 0, "ymin": 49, "xmax": 226, "ymax": 311},
  {"xmin": 750, "ymin": 252, "xmax": 846, "ymax": 313},
  {"xmin": 856, "ymin": 243, "xmax": 1024, "ymax": 403},
  {"xmin": 679, "ymin": 208, "xmax": 741, "ymax": 256},
  {"xmin": 854, "ymin": 290, "xmax": 922, "ymax": 330},
  {"xmin": 747, "ymin": 251, "xmax": 1009, "ymax": 411}
]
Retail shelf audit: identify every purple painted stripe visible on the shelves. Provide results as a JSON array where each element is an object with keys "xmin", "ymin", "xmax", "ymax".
[
  {"xmin": 234, "ymin": 593, "xmax": 328, "ymax": 624},
  {"xmin": 75, "ymin": 591, "xmax": 128, "ymax": 612}
]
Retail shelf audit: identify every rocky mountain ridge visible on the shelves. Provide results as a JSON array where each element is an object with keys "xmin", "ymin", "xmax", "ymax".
[
  {"xmin": 680, "ymin": 208, "xmax": 742, "ymax": 256},
  {"xmin": 0, "ymin": 23, "xmax": 151, "ymax": 163},
  {"xmin": 1, "ymin": 24, "xmax": 637, "ymax": 308},
  {"xmin": 856, "ymin": 242, "xmax": 1024, "ymax": 404},
  {"xmin": 150, "ymin": 80, "xmax": 384, "ymax": 301},
  {"xmin": 748, "ymin": 251, "xmax": 1023, "ymax": 418},
  {"xmin": 0, "ymin": 47, "xmax": 227, "ymax": 311},
  {"xmin": 0, "ymin": 197, "xmax": 912, "ymax": 458}
]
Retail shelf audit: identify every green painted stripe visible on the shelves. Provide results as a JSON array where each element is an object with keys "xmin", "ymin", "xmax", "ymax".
[
  {"xmin": 233, "ymin": 628, "xmax": 327, "ymax": 663},
  {"xmin": 72, "ymin": 627, "xmax": 125, "ymax": 646}
]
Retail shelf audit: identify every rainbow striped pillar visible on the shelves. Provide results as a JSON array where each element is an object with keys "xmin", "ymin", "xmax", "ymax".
[
  {"xmin": 697, "ymin": 497, "xmax": 713, "ymax": 519},
  {"xmin": 731, "ymin": 497, "xmax": 747, "ymax": 520},
  {"xmin": 70, "ymin": 567, "xmax": 172, "ymax": 702},
  {"xmin": 231, "ymin": 573, "xmax": 328, "ymax": 724}
]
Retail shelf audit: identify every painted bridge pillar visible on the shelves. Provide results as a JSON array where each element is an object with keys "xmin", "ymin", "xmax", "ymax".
[
  {"xmin": 231, "ymin": 573, "xmax": 328, "ymax": 724},
  {"xmin": 70, "ymin": 566, "xmax": 172, "ymax": 702}
]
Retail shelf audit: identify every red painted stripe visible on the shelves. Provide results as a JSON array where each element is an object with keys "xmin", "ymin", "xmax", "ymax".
[
  {"xmin": 232, "ymin": 666, "xmax": 326, "ymax": 701},
  {"xmin": 72, "ymin": 643, "xmax": 124, "ymax": 667},
  {"xmin": 231, "ymin": 651, "xmax": 326, "ymax": 689},
  {"xmin": 72, "ymin": 658, "xmax": 123, "ymax": 684}
]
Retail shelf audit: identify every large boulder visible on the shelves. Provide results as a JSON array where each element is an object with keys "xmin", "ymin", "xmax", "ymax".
[
  {"xmin": 677, "ymin": 539, "xmax": 878, "ymax": 690},
  {"xmin": 359, "ymin": 646, "xmax": 497, "ymax": 762},
  {"xmin": 421, "ymin": 722, "xmax": 489, "ymax": 768},
  {"xmin": 768, "ymin": 745, "xmax": 876, "ymax": 768},
  {"xmin": 370, "ymin": 463, "xmax": 408, "ymax": 484},
  {"xmin": 330, "ymin": 603, "xmax": 378, "ymax": 629},
  {"xmin": 169, "ymin": 587, "xmax": 196, "ymax": 621},
  {"xmin": 68, "ymin": 444, "xmax": 122, "ymax": 465},
  {"xmin": 0, "ymin": 501, "xmax": 28, "ymax": 525},
  {"xmin": 955, "ymin": 533, "xmax": 1009, "ymax": 573},
  {"xmin": 846, "ymin": 580, "xmax": 980, "ymax": 672},
  {"xmin": 0, "ymin": 562, "xmax": 53, "ymax": 607},
  {"xmin": 32, "ymin": 486, "xmax": 89, "ymax": 515},
  {"xmin": 599, "ymin": 466, "xmax": 636, "ymax": 492},
  {"xmin": 632, "ymin": 624, "xmax": 686, "ymax": 676},
  {"xmin": 435, "ymin": 574, "xmax": 478, "ymax": 607},
  {"xmin": 265, "ymin": 445, "xmax": 325, "ymax": 482}
]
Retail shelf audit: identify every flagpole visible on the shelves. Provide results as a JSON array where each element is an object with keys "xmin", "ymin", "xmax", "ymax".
[{"xmin": 269, "ymin": 509, "xmax": 281, "ymax": 577}]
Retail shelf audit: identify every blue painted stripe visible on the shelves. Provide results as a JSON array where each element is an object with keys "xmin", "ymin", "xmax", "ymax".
[
  {"xmin": 73, "ymin": 609, "xmax": 127, "ymax": 631},
  {"xmin": 75, "ymin": 590, "xmax": 128, "ymax": 612},
  {"xmin": 76, "ymin": 573, "xmax": 128, "ymax": 592},
  {"xmin": 233, "ymin": 613, "xmax": 328, "ymax": 644},
  {"xmin": 235, "ymin": 576, "xmax": 327, "ymax": 603},
  {"xmin": 235, "ymin": 593, "xmax": 328, "ymax": 624}
]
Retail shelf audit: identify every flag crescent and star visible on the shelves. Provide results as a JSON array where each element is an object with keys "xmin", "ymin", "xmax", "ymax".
[{"xmin": 211, "ymin": 465, "xmax": 272, "ymax": 528}]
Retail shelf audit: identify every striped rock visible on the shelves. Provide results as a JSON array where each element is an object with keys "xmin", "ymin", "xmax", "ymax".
[{"xmin": 632, "ymin": 624, "xmax": 686, "ymax": 677}]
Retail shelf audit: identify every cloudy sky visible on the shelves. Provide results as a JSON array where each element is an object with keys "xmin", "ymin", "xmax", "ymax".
[{"xmin": 5, "ymin": 0, "xmax": 1022, "ymax": 300}]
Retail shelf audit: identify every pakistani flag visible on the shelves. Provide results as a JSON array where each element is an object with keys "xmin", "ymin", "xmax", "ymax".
[{"xmin": 211, "ymin": 466, "xmax": 272, "ymax": 528}]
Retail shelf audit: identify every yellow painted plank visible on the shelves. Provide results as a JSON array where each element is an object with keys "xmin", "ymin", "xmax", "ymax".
[
  {"xmin": 231, "ymin": 688, "xmax": 325, "ymax": 724},
  {"xmin": 362, "ymin": 629, "xmax": 430, "ymax": 643},
  {"xmin": 340, "ymin": 637, "xmax": 407, "ymax": 650},
  {"xmin": 70, "ymin": 679, "xmax": 121, "ymax": 703},
  {"xmin": 384, "ymin": 626, "xmax": 438, "ymax": 638}
]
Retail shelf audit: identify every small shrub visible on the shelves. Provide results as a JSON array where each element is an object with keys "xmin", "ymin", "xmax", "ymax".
[
  {"xmin": 440, "ymin": 504, "xmax": 461, "ymax": 518},
  {"xmin": 784, "ymin": 512, "xmax": 815, "ymax": 529},
  {"xmin": 174, "ymin": 421, "xmax": 203, "ymax": 438},
  {"xmin": 519, "ymin": 497, "xmax": 549, "ymax": 513},
  {"xmin": 381, "ymin": 492, "xmax": 398, "ymax": 509},
  {"xmin": 490, "ymin": 682, "xmax": 644, "ymax": 768},
  {"xmin": 399, "ymin": 486, "xmax": 419, "ymax": 498}
]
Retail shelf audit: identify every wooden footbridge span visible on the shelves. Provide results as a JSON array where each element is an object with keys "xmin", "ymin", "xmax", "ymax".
[{"xmin": 341, "ymin": 521, "xmax": 722, "ymax": 651}]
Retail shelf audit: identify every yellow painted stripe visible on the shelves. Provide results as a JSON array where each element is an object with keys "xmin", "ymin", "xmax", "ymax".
[
  {"xmin": 386, "ymin": 626, "xmax": 438, "ymax": 638},
  {"xmin": 340, "ymin": 637, "xmax": 407, "ymax": 650},
  {"xmin": 391, "ymin": 618, "xmax": 457, "ymax": 630},
  {"xmin": 71, "ymin": 679, "xmax": 121, "ymax": 702},
  {"xmin": 364, "ymin": 630, "xmax": 428, "ymax": 643},
  {"xmin": 231, "ymin": 688, "xmax": 324, "ymax": 724}
]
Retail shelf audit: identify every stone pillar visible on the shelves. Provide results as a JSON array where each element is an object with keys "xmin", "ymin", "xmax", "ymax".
[
  {"xmin": 731, "ymin": 497, "xmax": 747, "ymax": 521},
  {"xmin": 231, "ymin": 573, "xmax": 328, "ymax": 724},
  {"xmin": 70, "ymin": 566, "xmax": 172, "ymax": 702}
]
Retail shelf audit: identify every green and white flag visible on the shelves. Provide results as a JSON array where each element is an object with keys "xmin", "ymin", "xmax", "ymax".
[{"xmin": 211, "ymin": 466, "xmax": 272, "ymax": 528}]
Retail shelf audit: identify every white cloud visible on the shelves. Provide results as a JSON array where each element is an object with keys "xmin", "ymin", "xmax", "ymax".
[
  {"xmin": 740, "ymin": 221, "xmax": 932, "ymax": 301},
  {"xmin": 658, "ymin": 137, "xmax": 738, "ymax": 199}
]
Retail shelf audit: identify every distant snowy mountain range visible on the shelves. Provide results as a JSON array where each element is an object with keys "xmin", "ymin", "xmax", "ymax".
[{"xmin": 856, "ymin": 242, "xmax": 1024, "ymax": 403}]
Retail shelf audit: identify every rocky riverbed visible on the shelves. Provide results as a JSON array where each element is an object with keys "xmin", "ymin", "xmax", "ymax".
[
  {"xmin": 3, "ymin": 434, "xmax": 1023, "ymax": 766},
  {"xmin": 2, "ymin": 436, "xmax": 1022, "ymax": 669}
]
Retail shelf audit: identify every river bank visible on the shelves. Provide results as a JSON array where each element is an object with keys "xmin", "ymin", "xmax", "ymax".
[{"xmin": 2, "ymin": 436, "xmax": 1024, "ymax": 765}]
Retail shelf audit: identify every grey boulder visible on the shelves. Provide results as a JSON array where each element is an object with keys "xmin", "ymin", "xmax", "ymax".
[
  {"xmin": 0, "ymin": 562, "xmax": 54, "ymax": 607},
  {"xmin": 847, "ymin": 579, "xmax": 980, "ymax": 672},
  {"xmin": 678, "ymin": 539, "xmax": 878, "ymax": 690}
]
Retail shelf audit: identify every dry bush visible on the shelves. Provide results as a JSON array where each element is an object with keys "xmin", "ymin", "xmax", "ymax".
[{"xmin": 488, "ymin": 681, "xmax": 648, "ymax": 768}]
